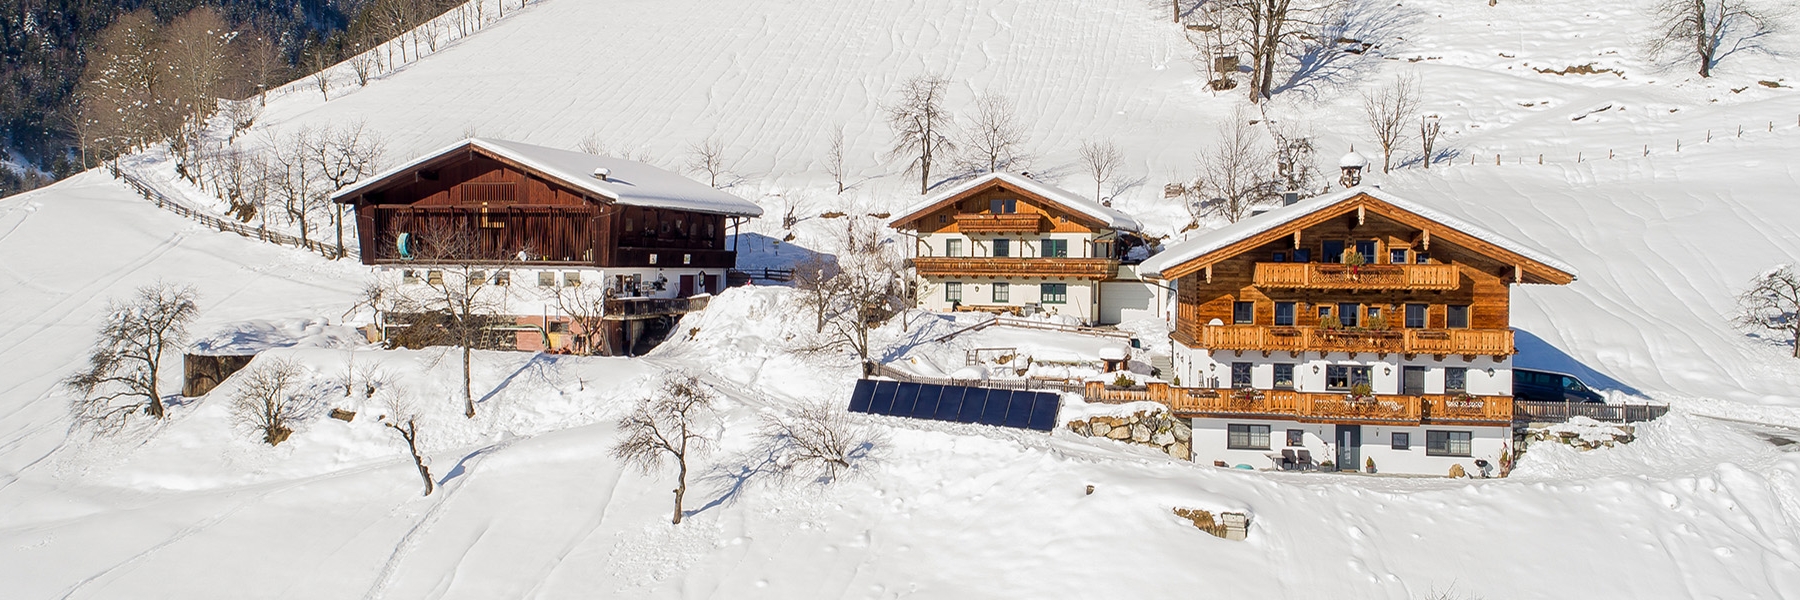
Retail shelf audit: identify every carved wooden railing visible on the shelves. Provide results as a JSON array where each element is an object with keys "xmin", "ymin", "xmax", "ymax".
[
  {"xmin": 1081, "ymin": 381, "xmax": 1512, "ymax": 425},
  {"xmin": 911, "ymin": 257, "xmax": 1119, "ymax": 279},
  {"xmin": 1254, "ymin": 262, "xmax": 1460, "ymax": 290},
  {"xmin": 1198, "ymin": 325, "xmax": 1514, "ymax": 356},
  {"xmin": 955, "ymin": 213, "xmax": 1045, "ymax": 233}
]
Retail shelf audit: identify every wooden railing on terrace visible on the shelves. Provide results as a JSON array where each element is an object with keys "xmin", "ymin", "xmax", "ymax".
[
  {"xmin": 911, "ymin": 257, "xmax": 1118, "ymax": 279},
  {"xmin": 1081, "ymin": 381, "xmax": 1512, "ymax": 425},
  {"xmin": 1199, "ymin": 325, "xmax": 1514, "ymax": 356},
  {"xmin": 1253, "ymin": 262, "xmax": 1460, "ymax": 290},
  {"xmin": 604, "ymin": 295, "xmax": 709, "ymax": 320},
  {"xmin": 955, "ymin": 213, "xmax": 1045, "ymax": 233}
]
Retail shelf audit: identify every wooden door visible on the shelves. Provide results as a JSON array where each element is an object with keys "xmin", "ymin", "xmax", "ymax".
[{"xmin": 679, "ymin": 274, "xmax": 695, "ymax": 297}]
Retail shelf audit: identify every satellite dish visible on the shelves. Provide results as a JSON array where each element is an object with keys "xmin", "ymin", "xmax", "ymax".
[{"xmin": 397, "ymin": 233, "xmax": 415, "ymax": 260}]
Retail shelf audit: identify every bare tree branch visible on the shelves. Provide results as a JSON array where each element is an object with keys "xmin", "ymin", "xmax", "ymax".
[
  {"xmin": 1737, "ymin": 264, "xmax": 1800, "ymax": 358},
  {"xmin": 1078, "ymin": 139, "xmax": 1124, "ymax": 202},
  {"xmin": 1360, "ymin": 74, "xmax": 1418, "ymax": 174},
  {"xmin": 885, "ymin": 75, "xmax": 956, "ymax": 195},
  {"xmin": 613, "ymin": 373, "xmax": 717, "ymax": 524},
  {"xmin": 65, "ymin": 283, "xmax": 200, "ymax": 434}
]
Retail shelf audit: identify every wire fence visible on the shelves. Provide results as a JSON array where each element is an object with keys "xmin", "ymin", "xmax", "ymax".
[
  {"xmin": 1430, "ymin": 114, "xmax": 1800, "ymax": 170},
  {"xmin": 116, "ymin": 170, "xmax": 346, "ymax": 258}
]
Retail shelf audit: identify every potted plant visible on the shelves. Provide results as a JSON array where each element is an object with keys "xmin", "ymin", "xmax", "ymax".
[
  {"xmin": 1365, "ymin": 457, "xmax": 1377, "ymax": 474},
  {"xmin": 1350, "ymin": 382, "xmax": 1374, "ymax": 401}
]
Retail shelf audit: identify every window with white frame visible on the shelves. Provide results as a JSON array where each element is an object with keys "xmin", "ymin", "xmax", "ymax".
[
  {"xmin": 1426, "ymin": 430, "xmax": 1472, "ymax": 456},
  {"xmin": 1227, "ymin": 424, "xmax": 1271, "ymax": 450},
  {"xmin": 945, "ymin": 281, "xmax": 963, "ymax": 303}
]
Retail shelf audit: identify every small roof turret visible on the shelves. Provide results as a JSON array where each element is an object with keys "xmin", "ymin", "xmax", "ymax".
[{"xmin": 1338, "ymin": 151, "xmax": 1369, "ymax": 168}]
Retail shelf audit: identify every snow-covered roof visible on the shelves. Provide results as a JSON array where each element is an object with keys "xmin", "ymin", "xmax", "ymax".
[
  {"xmin": 890, "ymin": 172, "xmax": 1141, "ymax": 232},
  {"xmin": 1136, "ymin": 186, "xmax": 1578, "ymax": 281},
  {"xmin": 189, "ymin": 319, "xmax": 370, "ymax": 356},
  {"xmin": 330, "ymin": 138, "xmax": 763, "ymax": 218}
]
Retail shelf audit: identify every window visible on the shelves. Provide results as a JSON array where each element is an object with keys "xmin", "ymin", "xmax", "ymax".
[
  {"xmin": 649, "ymin": 253, "xmax": 659, "ymax": 265},
  {"xmin": 1094, "ymin": 240, "xmax": 1113, "ymax": 259},
  {"xmin": 1042, "ymin": 239, "xmax": 1069, "ymax": 258},
  {"xmin": 1445, "ymin": 367, "xmax": 1467, "ymax": 393},
  {"xmin": 549, "ymin": 321, "xmax": 571, "ymax": 333},
  {"xmin": 402, "ymin": 270, "xmax": 419, "ymax": 284},
  {"xmin": 1366, "ymin": 306, "xmax": 1382, "ymax": 325},
  {"xmin": 1355, "ymin": 240, "xmax": 1377, "ymax": 263},
  {"xmin": 683, "ymin": 253, "xmax": 692, "ymax": 265},
  {"xmin": 1415, "ymin": 252, "xmax": 1430, "ymax": 264},
  {"xmin": 1286, "ymin": 429, "xmax": 1305, "ymax": 447},
  {"xmin": 1041, "ymin": 283, "xmax": 1068, "ymax": 304},
  {"xmin": 1292, "ymin": 248, "xmax": 1311, "ymax": 263},
  {"xmin": 625, "ymin": 218, "xmax": 635, "ymax": 232},
  {"xmin": 1405, "ymin": 303, "xmax": 1427, "ymax": 328},
  {"xmin": 563, "ymin": 271, "xmax": 581, "ymax": 287},
  {"xmin": 1338, "ymin": 302, "xmax": 1360, "ymax": 328},
  {"xmin": 989, "ymin": 198, "xmax": 1017, "ymax": 214},
  {"xmin": 1426, "ymin": 431, "xmax": 1473, "ymax": 456},
  {"xmin": 946, "ymin": 238, "xmax": 964, "ymax": 257},
  {"xmin": 938, "ymin": 214, "xmax": 948, "ymax": 224},
  {"xmin": 1233, "ymin": 301, "xmax": 1255, "ymax": 325},
  {"xmin": 1230, "ymin": 362, "xmax": 1252, "ymax": 388},
  {"xmin": 1390, "ymin": 249, "xmax": 1408, "ymax": 264},
  {"xmin": 1274, "ymin": 302, "xmax": 1296, "ymax": 326},
  {"xmin": 1322, "ymin": 240, "xmax": 1345, "ymax": 263},
  {"xmin": 992, "ymin": 282, "xmax": 1009, "ymax": 303},
  {"xmin": 1447, "ymin": 304, "xmax": 1470, "ymax": 328},
  {"xmin": 427, "ymin": 270, "xmax": 443, "ymax": 285},
  {"xmin": 1272, "ymin": 251, "xmax": 1287, "ymax": 262},
  {"xmin": 493, "ymin": 271, "xmax": 510, "ymax": 286},
  {"xmin": 1392, "ymin": 432, "xmax": 1411, "ymax": 450},
  {"xmin": 946, "ymin": 282, "xmax": 963, "ymax": 303},
  {"xmin": 538, "ymin": 271, "xmax": 556, "ymax": 287},
  {"xmin": 1326, "ymin": 365, "xmax": 1372, "ymax": 391},
  {"xmin": 472, "ymin": 270, "xmax": 487, "ymax": 285},
  {"xmin": 1317, "ymin": 305, "xmax": 1332, "ymax": 325},
  {"xmin": 1227, "ymin": 424, "xmax": 1271, "ymax": 450},
  {"xmin": 1273, "ymin": 364, "xmax": 1295, "ymax": 390},
  {"xmin": 993, "ymin": 238, "xmax": 1011, "ymax": 258}
]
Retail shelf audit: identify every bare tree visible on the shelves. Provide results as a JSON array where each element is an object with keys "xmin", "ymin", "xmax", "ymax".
[
  {"xmin": 1215, "ymin": 0, "xmax": 1334, "ymax": 102},
  {"xmin": 1078, "ymin": 139, "xmax": 1124, "ymax": 202},
  {"xmin": 160, "ymin": 7, "xmax": 238, "ymax": 178},
  {"xmin": 240, "ymin": 33, "xmax": 285, "ymax": 106},
  {"xmin": 65, "ymin": 283, "xmax": 200, "ymax": 432},
  {"xmin": 1737, "ymin": 265, "xmax": 1800, "ymax": 358},
  {"xmin": 824, "ymin": 125, "xmax": 847, "ymax": 194},
  {"xmin": 550, "ymin": 281, "xmax": 613, "ymax": 355},
  {"xmin": 1192, "ymin": 109, "xmax": 1275, "ymax": 223},
  {"xmin": 377, "ymin": 386, "xmax": 434, "ymax": 496},
  {"xmin": 305, "ymin": 122, "xmax": 387, "ymax": 256},
  {"xmin": 392, "ymin": 223, "xmax": 515, "ymax": 418},
  {"xmin": 1649, "ymin": 0, "xmax": 1775, "ymax": 78},
  {"xmin": 961, "ymin": 92, "xmax": 1030, "ymax": 174},
  {"xmin": 759, "ymin": 403, "xmax": 885, "ymax": 484},
  {"xmin": 1267, "ymin": 121, "xmax": 1321, "ymax": 194},
  {"xmin": 684, "ymin": 138, "xmax": 729, "ymax": 187},
  {"xmin": 1361, "ymin": 75, "xmax": 1419, "ymax": 174},
  {"xmin": 791, "ymin": 251, "xmax": 841, "ymax": 334},
  {"xmin": 613, "ymin": 373, "xmax": 717, "ymax": 525},
  {"xmin": 309, "ymin": 51, "xmax": 332, "ymax": 100},
  {"xmin": 577, "ymin": 132, "xmax": 606, "ymax": 155},
  {"xmin": 350, "ymin": 53, "xmax": 376, "ymax": 87},
  {"xmin": 78, "ymin": 10, "xmax": 170, "ymax": 162},
  {"xmin": 230, "ymin": 358, "xmax": 311, "ymax": 446},
  {"xmin": 885, "ymin": 75, "xmax": 956, "ymax": 195},
  {"xmin": 801, "ymin": 219, "xmax": 906, "ymax": 375},
  {"xmin": 265, "ymin": 127, "xmax": 327, "ymax": 247},
  {"xmin": 1419, "ymin": 115, "xmax": 1442, "ymax": 170}
]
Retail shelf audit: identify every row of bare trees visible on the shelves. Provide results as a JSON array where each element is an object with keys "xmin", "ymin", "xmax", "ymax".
[
  {"xmin": 178, "ymin": 122, "xmax": 387, "ymax": 254},
  {"xmin": 883, "ymin": 76, "xmax": 1036, "ymax": 195}
]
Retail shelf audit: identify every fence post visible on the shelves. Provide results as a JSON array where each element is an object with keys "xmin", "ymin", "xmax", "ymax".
[{"xmin": 1494, "ymin": 154, "xmax": 1500, "ymax": 165}]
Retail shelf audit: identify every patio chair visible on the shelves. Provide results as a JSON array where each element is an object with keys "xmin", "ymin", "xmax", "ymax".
[
  {"xmin": 1294, "ymin": 449, "xmax": 1317, "ymax": 471},
  {"xmin": 1280, "ymin": 449, "xmax": 1299, "ymax": 471}
]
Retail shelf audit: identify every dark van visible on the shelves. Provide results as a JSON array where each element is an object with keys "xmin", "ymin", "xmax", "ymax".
[{"xmin": 1513, "ymin": 369, "xmax": 1603, "ymax": 403}]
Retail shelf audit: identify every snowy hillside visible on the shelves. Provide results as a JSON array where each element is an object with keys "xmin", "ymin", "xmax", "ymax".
[{"xmin": 4, "ymin": 0, "xmax": 1800, "ymax": 597}]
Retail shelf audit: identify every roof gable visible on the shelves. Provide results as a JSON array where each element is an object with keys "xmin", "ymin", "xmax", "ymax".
[
  {"xmin": 1137, "ymin": 187, "xmax": 1577, "ymax": 285},
  {"xmin": 889, "ymin": 172, "xmax": 1141, "ymax": 232},
  {"xmin": 330, "ymin": 139, "xmax": 763, "ymax": 218}
]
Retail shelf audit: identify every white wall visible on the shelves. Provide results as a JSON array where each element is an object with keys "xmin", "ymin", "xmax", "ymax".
[
  {"xmin": 916, "ymin": 276, "xmax": 1098, "ymax": 323},
  {"xmin": 380, "ymin": 265, "xmax": 720, "ymax": 316},
  {"xmin": 1188, "ymin": 417, "xmax": 1511, "ymax": 476},
  {"xmin": 1170, "ymin": 345, "xmax": 1513, "ymax": 396}
]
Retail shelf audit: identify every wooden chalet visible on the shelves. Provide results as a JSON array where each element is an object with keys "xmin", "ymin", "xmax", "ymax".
[
  {"xmin": 888, "ymin": 172, "xmax": 1158, "ymax": 324},
  {"xmin": 330, "ymin": 138, "xmax": 763, "ymax": 355},
  {"xmin": 1133, "ymin": 185, "xmax": 1577, "ymax": 475}
]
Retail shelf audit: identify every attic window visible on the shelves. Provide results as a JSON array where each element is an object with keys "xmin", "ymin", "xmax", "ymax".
[
  {"xmin": 464, "ymin": 182, "xmax": 516, "ymax": 204},
  {"xmin": 989, "ymin": 198, "xmax": 1017, "ymax": 214}
]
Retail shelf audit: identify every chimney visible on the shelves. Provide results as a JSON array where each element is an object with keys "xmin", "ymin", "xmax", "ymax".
[{"xmin": 592, "ymin": 167, "xmax": 611, "ymax": 181}]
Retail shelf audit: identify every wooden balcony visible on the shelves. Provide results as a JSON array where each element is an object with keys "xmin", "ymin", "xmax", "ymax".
[
  {"xmin": 955, "ymin": 213, "xmax": 1045, "ymax": 233},
  {"xmin": 911, "ymin": 257, "xmax": 1119, "ymax": 280},
  {"xmin": 1198, "ymin": 325, "xmax": 1514, "ymax": 357},
  {"xmin": 1082, "ymin": 382, "xmax": 1512, "ymax": 425},
  {"xmin": 1253, "ymin": 262, "xmax": 1460, "ymax": 290},
  {"xmin": 604, "ymin": 295, "xmax": 709, "ymax": 320}
]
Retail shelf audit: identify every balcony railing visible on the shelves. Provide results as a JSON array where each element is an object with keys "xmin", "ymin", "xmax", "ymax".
[
  {"xmin": 1081, "ymin": 382, "xmax": 1512, "ymax": 425},
  {"xmin": 911, "ymin": 257, "xmax": 1119, "ymax": 279},
  {"xmin": 955, "ymin": 213, "xmax": 1045, "ymax": 233},
  {"xmin": 1253, "ymin": 262, "xmax": 1460, "ymax": 290},
  {"xmin": 1199, "ymin": 325, "xmax": 1514, "ymax": 356},
  {"xmin": 604, "ymin": 295, "xmax": 709, "ymax": 320}
]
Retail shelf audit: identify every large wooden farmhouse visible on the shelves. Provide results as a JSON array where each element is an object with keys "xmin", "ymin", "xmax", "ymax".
[
  {"xmin": 888, "ymin": 173, "xmax": 1158, "ymax": 325},
  {"xmin": 330, "ymin": 138, "xmax": 763, "ymax": 355},
  {"xmin": 1134, "ymin": 186, "xmax": 1576, "ymax": 475}
]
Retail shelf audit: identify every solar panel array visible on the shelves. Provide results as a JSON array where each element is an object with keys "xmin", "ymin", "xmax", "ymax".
[{"xmin": 847, "ymin": 379, "xmax": 1061, "ymax": 431}]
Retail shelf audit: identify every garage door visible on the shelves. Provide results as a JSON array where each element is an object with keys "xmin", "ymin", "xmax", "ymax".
[{"xmin": 1099, "ymin": 280, "xmax": 1158, "ymax": 325}]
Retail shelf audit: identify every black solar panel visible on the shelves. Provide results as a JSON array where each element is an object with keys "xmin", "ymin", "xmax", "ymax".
[{"xmin": 847, "ymin": 379, "xmax": 1061, "ymax": 433}]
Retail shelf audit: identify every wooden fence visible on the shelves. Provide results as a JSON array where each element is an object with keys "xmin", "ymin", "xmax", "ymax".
[
  {"xmin": 870, "ymin": 362, "xmax": 1088, "ymax": 394},
  {"xmin": 118, "ymin": 171, "xmax": 346, "ymax": 258},
  {"xmin": 1513, "ymin": 400, "xmax": 1668, "ymax": 424}
]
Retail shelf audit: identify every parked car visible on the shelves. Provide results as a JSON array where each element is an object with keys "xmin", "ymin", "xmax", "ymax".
[{"xmin": 1513, "ymin": 368, "xmax": 1603, "ymax": 403}]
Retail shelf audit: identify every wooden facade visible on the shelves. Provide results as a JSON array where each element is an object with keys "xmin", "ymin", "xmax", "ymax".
[
  {"xmin": 1083, "ymin": 381, "xmax": 1514, "ymax": 426},
  {"xmin": 337, "ymin": 144, "xmax": 735, "ymax": 269}
]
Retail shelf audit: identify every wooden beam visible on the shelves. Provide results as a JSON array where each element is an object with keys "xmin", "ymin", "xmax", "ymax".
[{"xmin": 1293, "ymin": 230, "xmax": 1301, "ymax": 249}]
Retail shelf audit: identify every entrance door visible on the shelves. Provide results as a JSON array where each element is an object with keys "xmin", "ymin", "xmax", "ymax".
[
  {"xmin": 678, "ymin": 274, "xmax": 695, "ymax": 297},
  {"xmin": 1402, "ymin": 366, "xmax": 1426, "ymax": 395},
  {"xmin": 1336, "ymin": 425, "xmax": 1361, "ymax": 472}
]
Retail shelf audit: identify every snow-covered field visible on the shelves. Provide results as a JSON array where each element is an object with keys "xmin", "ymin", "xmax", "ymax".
[{"xmin": 5, "ymin": 0, "xmax": 1800, "ymax": 597}]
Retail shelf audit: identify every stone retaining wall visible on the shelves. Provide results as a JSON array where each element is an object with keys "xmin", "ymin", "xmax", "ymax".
[{"xmin": 1067, "ymin": 409, "xmax": 1192, "ymax": 460}]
